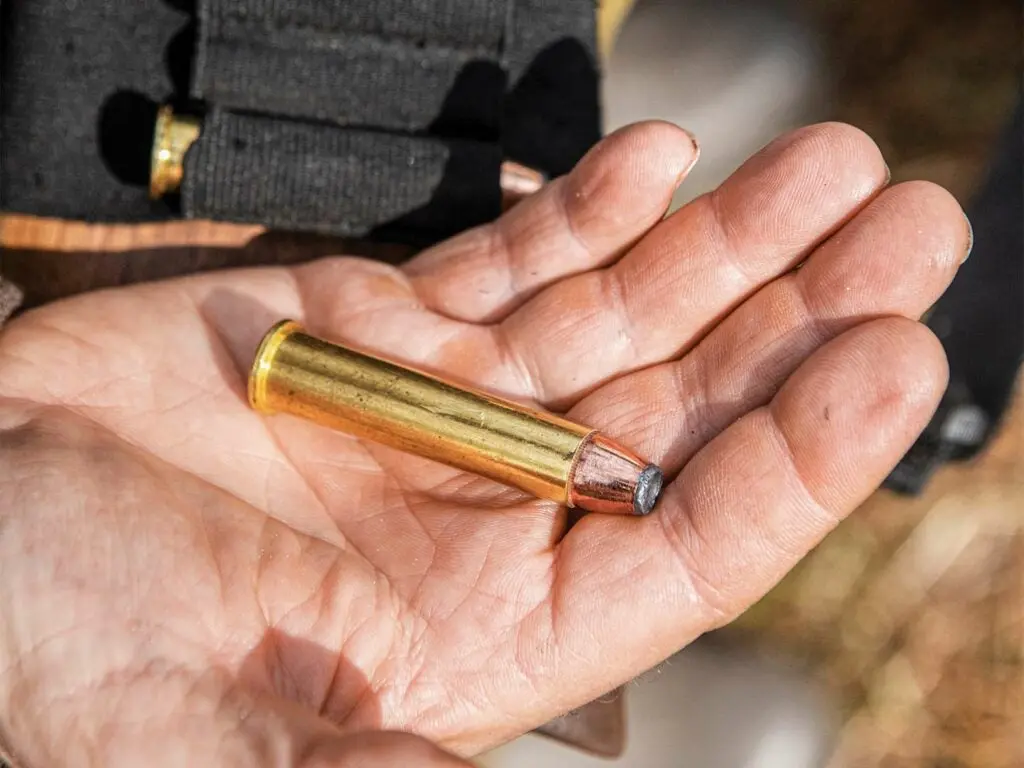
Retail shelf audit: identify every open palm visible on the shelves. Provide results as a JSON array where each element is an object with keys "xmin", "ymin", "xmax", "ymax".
[{"xmin": 0, "ymin": 122, "xmax": 967, "ymax": 766}]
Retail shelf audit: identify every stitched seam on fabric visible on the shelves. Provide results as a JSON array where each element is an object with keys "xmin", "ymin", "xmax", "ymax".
[
  {"xmin": 203, "ymin": 30, "xmax": 491, "ymax": 63},
  {"xmin": 211, "ymin": 4, "xmax": 505, "ymax": 49},
  {"xmin": 215, "ymin": 6, "xmax": 501, "ymax": 42},
  {"xmin": 192, "ymin": 0, "xmax": 214, "ymax": 102},
  {"xmin": 500, "ymin": 0, "xmax": 515, "ymax": 68},
  {"xmin": 210, "ymin": 18, "xmax": 501, "ymax": 58}
]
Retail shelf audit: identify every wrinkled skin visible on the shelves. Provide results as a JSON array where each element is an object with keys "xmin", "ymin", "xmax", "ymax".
[{"xmin": 0, "ymin": 122, "xmax": 968, "ymax": 767}]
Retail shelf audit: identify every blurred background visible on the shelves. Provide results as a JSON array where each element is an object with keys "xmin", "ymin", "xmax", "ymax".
[{"xmin": 480, "ymin": 1, "xmax": 1022, "ymax": 766}]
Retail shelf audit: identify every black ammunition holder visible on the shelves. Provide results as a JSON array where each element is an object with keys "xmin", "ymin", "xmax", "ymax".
[{"xmin": 0, "ymin": 0, "xmax": 601, "ymax": 246}]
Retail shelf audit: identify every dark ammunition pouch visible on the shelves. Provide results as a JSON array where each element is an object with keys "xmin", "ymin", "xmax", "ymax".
[{"xmin": 0, "ymin": 0, "xmax": 600, "ymax": 247}]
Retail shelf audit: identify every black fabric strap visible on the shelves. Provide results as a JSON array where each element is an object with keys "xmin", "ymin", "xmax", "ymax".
[
  {"xmin": 183, "ymin": 0, "xmax": 599, "ymax": 243},
  {"xmin": 190, "ymin": 0, "xmax": 600, "ymax": 174},
  {"xmin": 182, "ymin": 109, "xmax": 502, "ymax": 241},
  {"xmin": 198, "ymin": 1, "xmax": 509, "ymax": 52},
  {"xmin": 502, "ymin": 0, "xmax": 601, "ymax": 177},
  {"xmin": 193, "ymin": 0, "xmax": 509, "ymax": 132}
]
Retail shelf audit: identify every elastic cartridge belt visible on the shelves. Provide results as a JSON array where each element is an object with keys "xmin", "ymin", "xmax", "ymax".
[{"xmin": 0, "ymin": 0, "xmax": 601, "ymax": 246}]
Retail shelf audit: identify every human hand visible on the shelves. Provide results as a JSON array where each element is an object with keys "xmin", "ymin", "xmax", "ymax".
[{"xmin": 0, "ymin": 121, "xmax": 968, "ymax": 766}]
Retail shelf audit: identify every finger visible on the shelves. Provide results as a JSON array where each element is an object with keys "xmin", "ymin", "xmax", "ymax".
[
  {"xmin": 403, "ymin": 121, "xmax": 699, "ymax": 323},
  {"xmin": 290, "ymin": 258, "xmax": 536, "ymax": 398},
  {"xmin": 570, "ymin": 180, "xmax": 969, "ymax": 473},
  {"xmin": 500, "ymin": 122, "xmax": 889, "ymax": 408},
  {"xmin": 541, "ymin": 318, "xmax": 947, "ymax": 710}
]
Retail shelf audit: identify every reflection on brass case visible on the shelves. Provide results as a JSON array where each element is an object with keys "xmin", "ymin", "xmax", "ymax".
[
  {"xmin": 248, "ymin": 321, "xmax": 663, "ymax": 516},
  {"xmin": 149, "ymin": 105, "xmax": 201, "ymax": 199}
]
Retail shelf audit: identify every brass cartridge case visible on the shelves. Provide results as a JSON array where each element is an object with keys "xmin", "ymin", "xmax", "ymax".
[
  {"xmin": 248, "ymin": 321, "xmax": 662, "ymax": 515},
  {"xmin": 149, "ymin": 106, "xmax": 201, "ymax": 199}
]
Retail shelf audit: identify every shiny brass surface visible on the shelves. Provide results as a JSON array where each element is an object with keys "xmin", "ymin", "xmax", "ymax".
[
  {"xmin": 149, "ymin": 106, "xmax": 201, "ymax": 199},
  {"xmin": 249, "ymin": 321, "xmax": 595, "ymax": 504}
]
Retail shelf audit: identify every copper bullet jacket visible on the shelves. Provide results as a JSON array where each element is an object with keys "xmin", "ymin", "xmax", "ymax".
[
  {"xmin": 248, "ymin": 321, "xmax": 663, "ymax": 516},
  {"xmin": 499, "ymin": 161, "xmax": 547, "ymax": 208}
]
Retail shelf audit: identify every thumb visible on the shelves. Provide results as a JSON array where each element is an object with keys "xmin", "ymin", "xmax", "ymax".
[
  {"xmin": 302, "ymin": 731, "xmax": 473, "ymax": 768},
  {"xmin": 193, "ymin": 688, "xmax": 474, "ymax": 768}
]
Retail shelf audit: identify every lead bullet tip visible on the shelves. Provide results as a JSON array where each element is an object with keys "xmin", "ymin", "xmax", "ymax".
[{"xmin": 633, "ymin": 465, "xmax": 664, "ymax": 516}]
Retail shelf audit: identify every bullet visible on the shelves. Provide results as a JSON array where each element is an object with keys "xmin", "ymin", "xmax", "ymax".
[
  {"xmin": 248, "ymin": 321, "xmax": 664, "ymax": 516},
  {"xmin": 499, "ymin": 161, "xmax": 547, "ymax": 209},
  {"xmin": 148, "ymin": 106, "xmax": 545, "ymax": 206}
]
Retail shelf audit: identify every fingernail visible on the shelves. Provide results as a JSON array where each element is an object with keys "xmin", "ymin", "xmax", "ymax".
[
  {"xmin": 676, "ymin": 128, "xmax": 701, "ymax": 188},
  {"xmin": 962, "ymin": 212, "xmax": 974, "ymax": 263},
  {"xmin": 883, "ymin": 163, "xmax": 892, "ymax": 185}
]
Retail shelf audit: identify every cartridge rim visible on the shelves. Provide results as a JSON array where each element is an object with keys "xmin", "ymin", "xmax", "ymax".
[
  {"xmin": 149, "ymin": 105, "xmax": 201, "ymax": 200},
  {"xmin": 248, "ymin": 319, "xmax": 302, "ymax": 412}
]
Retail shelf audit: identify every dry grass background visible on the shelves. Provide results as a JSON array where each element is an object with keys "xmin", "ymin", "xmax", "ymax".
[{"xmin": 734, "ymin": 393, "xmax": 1022, "ymax": 767}]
